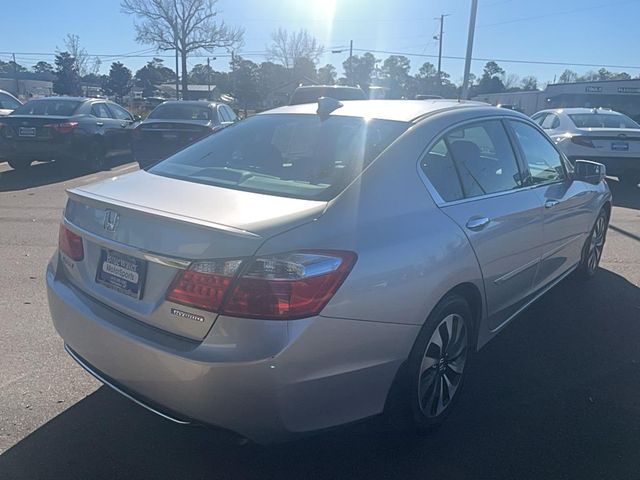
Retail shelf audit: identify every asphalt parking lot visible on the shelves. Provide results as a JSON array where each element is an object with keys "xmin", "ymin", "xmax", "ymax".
[{"xmin": 0, "ymin": 160, "xmax": 639, "ymax": 480}]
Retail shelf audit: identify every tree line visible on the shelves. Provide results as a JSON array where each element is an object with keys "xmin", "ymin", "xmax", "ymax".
[{"xmin": 2, "ymin": 0, "xmax": 638, "ymax": 109}]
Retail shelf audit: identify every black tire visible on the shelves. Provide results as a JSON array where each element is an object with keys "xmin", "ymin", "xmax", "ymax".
[
  {"xmin": 86, "ymin": 141, "xmax": 107, "ymax": 172},
  {"xmin": 7, "ymin": 159, "xmax": 32, "ymax": 170},
  {"xmin": 576, "ymin": 208, "xmax": 609, "ymax": 280},
  {"xmin": 387, "ymin": 293, "xmax": 473, "ymax": 432}
]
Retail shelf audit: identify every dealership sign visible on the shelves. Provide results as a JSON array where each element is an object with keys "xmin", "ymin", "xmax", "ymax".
[
  {"xmin": 585, "ymin": 86, "xmax": 603, "ymax": 92},
  {"xmin": 618, "ymin": 87, "xmax": 640, "ymax": 93}
]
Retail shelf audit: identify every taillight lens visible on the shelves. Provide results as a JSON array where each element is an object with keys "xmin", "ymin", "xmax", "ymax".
[
  {"xmin": 58, "ymin": 224, "xmax": 84, "ymax": 261},
  {"xmin": 570, "ymin": 136, "xmax": 595, "ymax": 148},
  {"xmin": 166, "ymin": 259, "xmax": 243, "ymax": 311},
  {"xmin": 224, "ymin": 251, "xmax": 356, "ymax": 319},
  {"xmin": 166, "ymin": 251, "xmax": 356, "ymax": 319},
  {"xmin": 45, "ymin": 122, "xmax": 78, "ymax": 134}
]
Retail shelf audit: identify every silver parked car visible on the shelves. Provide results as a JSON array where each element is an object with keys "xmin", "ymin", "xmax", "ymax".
[{"xmin": 47, "ymin": 99, "xmax": 611, "ymax": 443}]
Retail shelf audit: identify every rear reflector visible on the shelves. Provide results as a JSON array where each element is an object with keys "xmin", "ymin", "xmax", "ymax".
[
  {"xmin": 166, "ymin": 251, "xmax": 357, "ymax": 319},
  {"xmin": 45, "ymin": 122, "xmax": 78, "ymax": 134},
  {"xmin": 58, "ymin": 224, "xmax": 84, "ymax": 261}
]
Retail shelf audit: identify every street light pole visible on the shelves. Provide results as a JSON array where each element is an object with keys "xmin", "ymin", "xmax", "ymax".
[
  {"xmin": 349, "ymin": 40, "xmax": 353, "ymax": 86},
  {"xmin": 461, "ymin": 0, "xmax": 478, "ymax": 99}
]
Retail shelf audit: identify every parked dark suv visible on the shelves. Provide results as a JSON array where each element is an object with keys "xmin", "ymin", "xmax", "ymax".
[{"xmin": 0, "ymin": 97, "xmax": 138, "ymax": 171}]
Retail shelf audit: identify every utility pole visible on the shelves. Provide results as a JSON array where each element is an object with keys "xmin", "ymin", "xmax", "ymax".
[
  {"xmin": 435, "ymin": 14, "xmax": 450, "ymax": 84},
  {"xmin": 461, "ymin": 0, "xmax": 478, "ymax": 99},
  {"xmin": 12, "ymin": 53, "xmax": 19, "ymax": 96},
  {"xmin": 349, "ymin": 40, "xmax": 353, "ymax": 86},
  {"xmin": 174, "ymin": 27, "xmax": 180, "ymax": 100},
  {"xmin": 207, "ymin": 57, "xmax": 211, "ymax": 98}
]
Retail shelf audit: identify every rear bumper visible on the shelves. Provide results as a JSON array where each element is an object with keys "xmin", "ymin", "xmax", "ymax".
[
  {"xmin": 567, "ymin": 155, "xmax": 640, "ymax": 176},
  {"xmin": 46, "ymin": 257, "xmax": 418, "ymax": 443},
  {"xmin": 0, "ymin": 137, "xmax": 84, "ymax": 161}
]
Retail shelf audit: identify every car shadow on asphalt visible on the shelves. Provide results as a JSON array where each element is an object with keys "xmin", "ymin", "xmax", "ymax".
[
  {"xmin": 1, "ymin": 269, "xmax": 640, "ymax": 480},
  {"xmin": 0, "ymin": 156, "xmax": 135, "ymax": 193},
  {"xmin": 609, "ymin": 178, "xmax": 640, "ymax": 210}
]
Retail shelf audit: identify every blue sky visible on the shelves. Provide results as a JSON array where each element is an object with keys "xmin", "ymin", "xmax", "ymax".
[{"xmin": 2, "ymin": 0, "xmax": 640, "ymax": 85}]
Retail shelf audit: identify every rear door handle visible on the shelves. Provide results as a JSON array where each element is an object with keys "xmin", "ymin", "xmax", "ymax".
[
  {"xmin": 466, "ymin": 217, "xmax": 491, "ymax": 230},
  {"xmin": 545, "ymin": 200, "xmax": 560, "ymax": 208},
  {"xmin": 96, "ymin": 121, "xmax": 104, "ymax": 126}
]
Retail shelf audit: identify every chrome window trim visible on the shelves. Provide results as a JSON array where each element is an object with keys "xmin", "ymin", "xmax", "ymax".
[
  {"xmin": 416, "ymin": 114, "xmax": 533, "ymax": 207},
  {"xmin": 63, "ymin": 218, "xmax": 192, "ymax": 269}
]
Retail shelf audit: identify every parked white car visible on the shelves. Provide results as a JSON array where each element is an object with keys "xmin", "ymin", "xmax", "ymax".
[
  {"xmin": 532, "ymin": 107, "xmax": 640, "ymax": 186},
  {"xmin": 0, "ymin": 89, "xmax": 22, "ymax": 116}
]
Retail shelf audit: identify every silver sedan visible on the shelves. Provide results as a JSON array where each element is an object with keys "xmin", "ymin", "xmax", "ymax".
[{"xmin": 47, "ymin": 99, "xmax": 611, "ymax": 443}]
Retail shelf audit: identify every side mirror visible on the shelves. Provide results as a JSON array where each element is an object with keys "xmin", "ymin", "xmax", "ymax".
[
  {"xmin": 133, "ymin": 114, "xmax": 142, "ymax": 122},
  {"xmin": 573, "ymin": 159, "xmax": 606, "ymax": 184}
]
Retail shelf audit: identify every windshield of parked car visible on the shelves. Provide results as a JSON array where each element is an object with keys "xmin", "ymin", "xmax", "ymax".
[
  {"xmin": 290, "ymin": 88, "xmax": 366, "ymax": 105},
  {"xmin": 12, "ymin": 99, "xmax": 81, "ymax": 116},
  {"xmin": 568, "ymin": 113, "xmax": 640, "ymax": 129},
  {"xmin": 148, "ymin": 104, "xmax": 212, "ymax": 121},
  {"xmin": 149, "ymin": 114, "xmax": 408, "ymax": 200}
]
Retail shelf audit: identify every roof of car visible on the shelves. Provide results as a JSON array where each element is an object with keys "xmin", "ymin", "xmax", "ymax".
[
  {"xmin": 295, "ymin": 85, "xmax": 363, "ymax": 90},
  {"xmin": 262, "ymin": 99, "xmax": 490, "ymax": 123},
  {"xmin": 541, "ymin": 107, "xmax": 624, "ymax": 115},
  {"xmin": 157, "ymin": 100, "xmax": 220, "ymax": 106}
]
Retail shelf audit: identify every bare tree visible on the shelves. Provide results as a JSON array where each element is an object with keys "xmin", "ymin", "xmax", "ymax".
[
  {"xmin": 62, "ymin": 34, "xmax": 90, "ymax": 76},
  {"xmin": 266, "ymin": 28, "xmax": 324, "ymax": 70},
  {"xmin": 121, "ymin": 0, "xmax": 243, "ymax": 98},
  {"xmin": 502, "ymin": 73, "xmax": 520, "ymax": 90}
]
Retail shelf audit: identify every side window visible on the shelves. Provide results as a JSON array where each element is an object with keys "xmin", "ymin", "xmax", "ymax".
[
  {"xmin": 224, "ymin": 106, "xmax": 237, "ymax": 122},
  {"xmin": 444, "ymin": 120, "xmax": 523, "ymax": 198},
  {"xmin": 218, "ymin": 106, "xmax": 230, "ymax": 122},
  {"xmin": 0, "ymin": 93, "xmax": 21, "ymax": 110},
  {"xmin": 420, "ymin": 139, "xmax": 464, "ymax": 202},
  {"xmin": 532, "ymin": 113, "xmax": 547, "ymax": 126},
  {"xmin": 510, "ymin": 121, "xmax": 565, "ymax": 184},
  {"xmin": 541, "ymin": 113, "xmax": 560, "ymax": 130},
  {"xmin": 91, "ymin": 103, "xmax": 112, "ymax": 119},
  {"xmin": 108, "ymin": 103, "xmax": 133, "ymax": 121}
]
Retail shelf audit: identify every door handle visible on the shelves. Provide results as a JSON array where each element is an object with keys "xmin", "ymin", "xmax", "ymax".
[
  {"xmin": 120, "ymin": 123, "xmax": 128, "ymax": 128},
  {"xmin": 545, "ymin": 200, "xmax": 560, "ymax": 208},
  {"xmin": 96, "ymin": 121, "xmax": 104, "ymax": 126},
  {"xmin": 466, "ymin": 217, "xmax": 491, "ymax": 230}
]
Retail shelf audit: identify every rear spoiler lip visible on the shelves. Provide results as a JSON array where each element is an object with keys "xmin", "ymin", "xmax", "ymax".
[{"xmin": 66, "ymin": 187, "xmax": 261, "ymax": 239}]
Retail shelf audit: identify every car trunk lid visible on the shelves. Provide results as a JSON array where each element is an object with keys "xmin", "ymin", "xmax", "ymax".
[
  {"xmin": 575, "ymin": 127, "xmax": 640, "ymax": 155},
  {"xmin": 60, "ymin": 170, "xmax": 327, "ymax": 340}
]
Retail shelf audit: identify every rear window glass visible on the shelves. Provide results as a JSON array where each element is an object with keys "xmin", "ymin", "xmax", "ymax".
[
  {"xmin": 569, "ymin": 113, "xmax": 639, "ymax": 129},
  {"xmin": 148, "ymin": 104, "xmax": 212, "ymax": 120},
  {"xmin": 290, "ymin": 88, "xmax": 366, "ymax": 105},
  {"xmin": 149, "ymin": 114, "xmax": 408, "ymax": 200},
  {"xmin": 13, "ymin": 99, "xmax": 80, "ymax": 116}
]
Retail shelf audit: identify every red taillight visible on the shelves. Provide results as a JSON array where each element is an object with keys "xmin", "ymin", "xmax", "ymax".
[
  {"xmin": 570, "ymin": 136, "xmax": 595, "ymax": 148},
  {"xmin": 166, "ymin": 259, "xmax": 243, "ymax": 311},
  {"xmin": 58, "ymin": 224, "xmax": 84, "ymax": 261},
  {"xmin": 166, "ymin": 251, "xmax": 356, "ymax": 319},
  {"xmin": 45, "ymin": 122, "xmax": 78, "ymax": 134}
]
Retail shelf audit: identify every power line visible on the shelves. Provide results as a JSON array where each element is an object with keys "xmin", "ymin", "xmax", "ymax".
[
  {"xmin": 479, "ymin": 0, "xmax": 640, "ymax": 28},
  {"xmin": 352, "ymin": 48, "xmax": 640, "ymax": 70}
]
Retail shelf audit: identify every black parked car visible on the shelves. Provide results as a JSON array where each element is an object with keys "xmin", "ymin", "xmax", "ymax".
[
  {"xmin": 0, "ymin": 97, "xmax": 139, "ymax": 171},
  {"xmin": 132, "ymin": 101, "xmax": 237, "ymax": 168}
]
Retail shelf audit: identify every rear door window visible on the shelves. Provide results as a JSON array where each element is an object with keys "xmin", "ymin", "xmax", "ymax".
[
  {"xmin": 0, "ymin": 93, "xmax": 21, "ymax": 110},
  {"xmin": 149, "ymin": 114, "xmax": 408, "ymax": 200},
  {"xmin": 440, "ymin": 120, "xmax": 524, "ymax": 198},
  {"xmin": 108, "ymin": 103, "xmax": 133, "ymax": 121},
  {"xmin": 541, "ymin": 114, "xmax": 560, "ymax": 130},
  {"xmin": 91, "ymin": 103, "xmax": 113, "ymax": 119}
]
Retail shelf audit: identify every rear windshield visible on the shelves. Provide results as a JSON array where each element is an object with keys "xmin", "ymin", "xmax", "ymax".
[
  {"xmin": 568, "ymin": 113, "xmax": 639, "ymax": 129},
  {"xmin": 149, "ymin": 114, "xmax": 408, "ymax": 200},
  {"xmin": 12, "ymin": 99, "xmax": 81, "ymax": 116},
  {"xmin": 290, "ymin": 88, "xmax": 366, "ymax": 105},
  {"xmin": 148, "ymin": 104, "xmax": 212, "ymax": 121}
]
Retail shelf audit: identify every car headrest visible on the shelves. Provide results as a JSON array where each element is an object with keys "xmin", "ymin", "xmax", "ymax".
[{"xmin": 449, "ymin": 140, "xmax": 481, "ymax": 162}]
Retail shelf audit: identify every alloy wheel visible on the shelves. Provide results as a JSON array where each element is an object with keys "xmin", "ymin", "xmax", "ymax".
[
  {"xmin": 418, "ymin": 313, "xmax": 468, "ymax": 418},
  {"xmin": 587, "ymin": 213, "xmax": 606, "ymax": 274}
]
